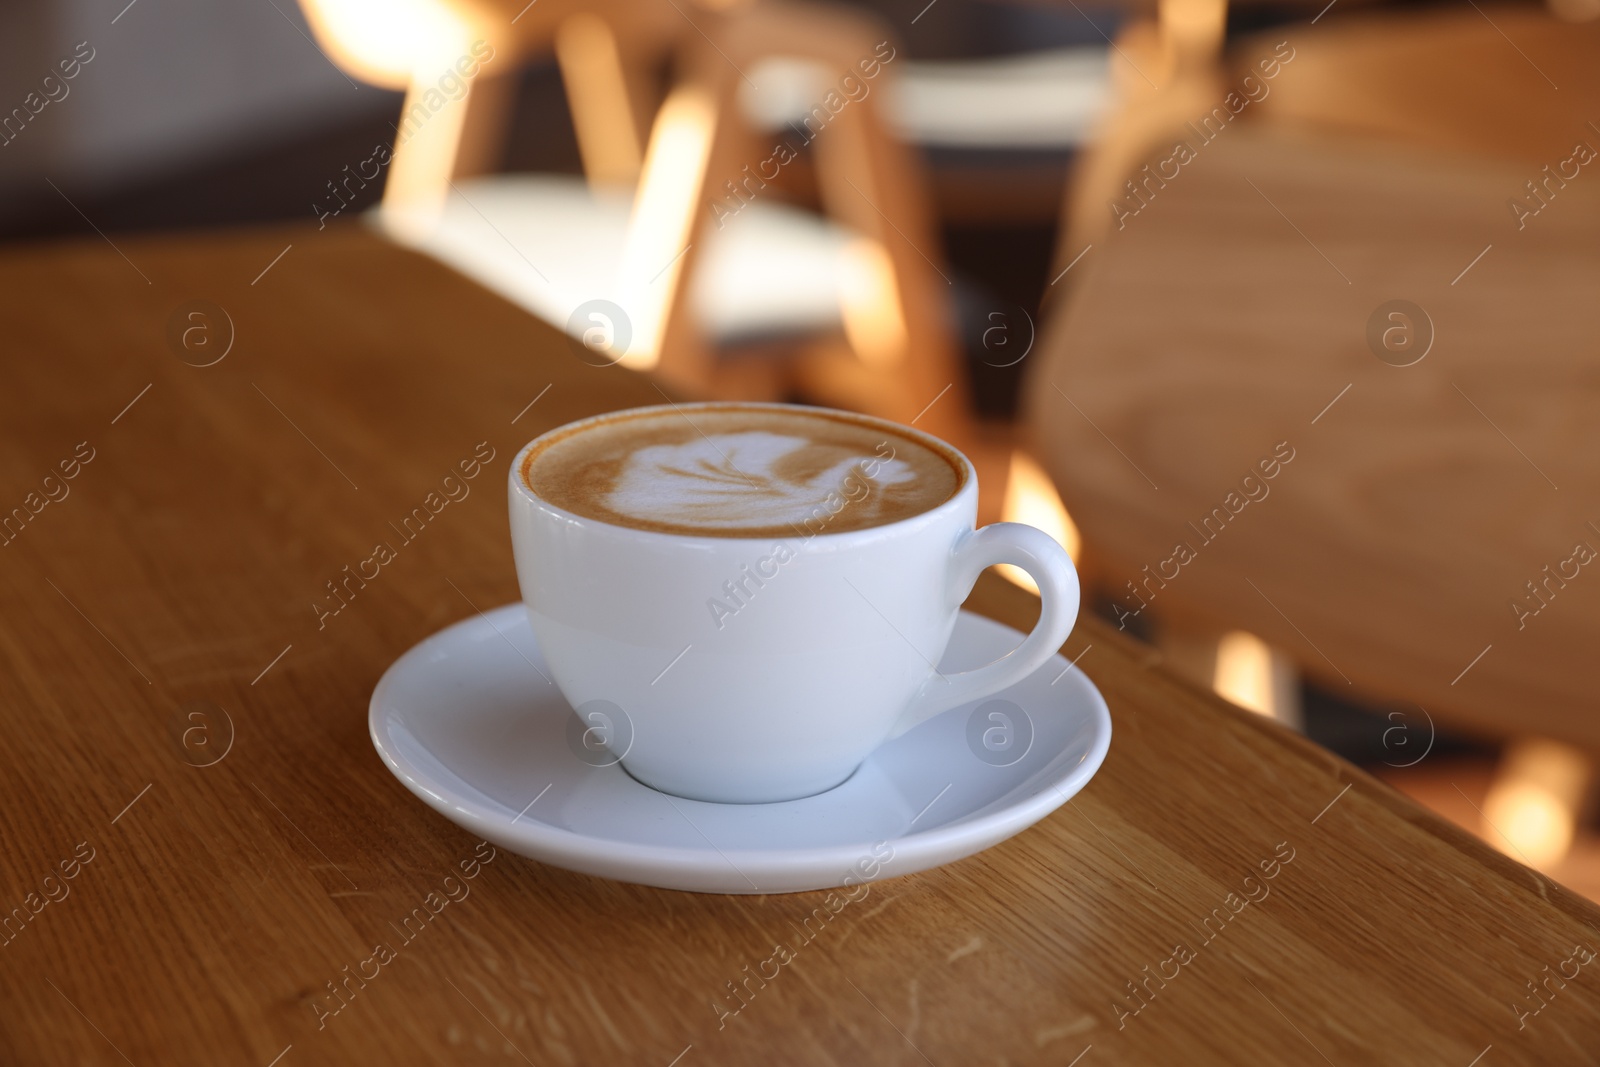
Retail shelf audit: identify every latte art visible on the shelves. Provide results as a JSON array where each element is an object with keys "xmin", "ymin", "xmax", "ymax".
[
  {"xmin": 608, "ymin": 431, "xmax": 916, "ymax": 531},
  {"xmin": 521, "ymin": 405, "xmax": 963, "ymax": 537}
]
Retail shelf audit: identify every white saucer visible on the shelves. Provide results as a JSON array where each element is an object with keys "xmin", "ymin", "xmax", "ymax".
[{"xmin": 369, "ymin": 604, "xmax": 1111, "ymax": 894}]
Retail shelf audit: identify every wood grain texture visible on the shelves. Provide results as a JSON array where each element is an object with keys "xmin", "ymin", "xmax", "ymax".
[
  {"xmin": 1254, "ymin": 8, "xmax": 1600, "ymax": 169},
  {"xmin": 1031, "ymin": 104, "xmax": 1600, "ymax": 748},
  {"xmin": 2, "ymin": 225, "xmax": 1598, "ymax": 1065}
]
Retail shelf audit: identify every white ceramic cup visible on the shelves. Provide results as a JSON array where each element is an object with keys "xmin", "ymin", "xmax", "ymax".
[{"xmin": 509, "ymin": 402, "xmax": 1079, "ymax": 804}]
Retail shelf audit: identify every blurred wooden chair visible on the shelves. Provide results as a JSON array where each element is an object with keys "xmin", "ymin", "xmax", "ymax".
[
  {"xmin": 296, "ymin": 0, "xmax": 984, "ymax": 475},
  {"xmin": 1053, "ymin": 0, "xmax": 1228, "ymax": 254},
  {"xmin": 1029, "ymin": 3, "xmax": 1600, "ymax": 865},
  {"xmin": 298, "ymin": 0, "xmax": 679, "ymax": 203}
]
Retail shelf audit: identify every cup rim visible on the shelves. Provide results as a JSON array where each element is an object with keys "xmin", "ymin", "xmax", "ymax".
[{"xmin": 509, "ymin": 400, "xmax": 977, "ymax": 545}]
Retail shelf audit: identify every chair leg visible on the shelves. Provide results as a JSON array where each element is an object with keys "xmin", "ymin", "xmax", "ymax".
[
  {"xmin": 450, "ymin": 72, "xmax": 518, "ymax": 183},
  {"xmin": 383, "ymin": 76, "xmax": 473, "ymax": 219},
  {"xmin": 556, "ymin": 14, "xmax": 646, "ymax": 186},
  {"xmin": 1214, "ymin": 631, "xmax": 1303, "ymax": 730},
  {"xmin": 998, "ymin": 445, "xmax": 1081, "ymax": 575},
  {"xmin": 613, "ymin": 83, "xmax": 723, "ymax": 391},
  {"xmin": 809, "ymin": 89, "xmax": 969, "ymax": 443},
  {"xmin": 1157, "ymin": 617, "xmax": 1303, "ymax": 729}
]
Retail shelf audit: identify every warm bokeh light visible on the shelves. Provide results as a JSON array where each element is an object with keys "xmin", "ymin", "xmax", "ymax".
[
  {"xmin": 1158, "ymin": 0, "xmax": 1226, "ymax": 65},
  {"xmin": 838, "ymin": 238, "xmax": 908, "ymax": 368},
  {"xmin": 616, "ymin": 86, "xmax": 718, "ymax": 369},
  {"xmin": 1214, "ymin": 630, "xmax": 1276, "ymax": 717},
  {"xmin": 1483, "ymin": 738, "xmax": 1592, "ymax": 868},
  {"xmin": 298, "ymin": 0, "xmax": 481, "ymax": 88},
  {"xmin": 998, "ymin": 449, "xmax": 1080, "ymax": 593},
  {"xmin": 1490, "ymin": 784, "xmax": 1573, "ymax": 867}
]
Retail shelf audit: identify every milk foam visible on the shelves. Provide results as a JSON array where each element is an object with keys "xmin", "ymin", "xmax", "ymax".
[
  {"xmin": 607, "ymin": 431, "xmax": 916, "ymax": 530},
  {"xmin": 522, "ymin": 406, "xmax": 963, "ymax": 537}
]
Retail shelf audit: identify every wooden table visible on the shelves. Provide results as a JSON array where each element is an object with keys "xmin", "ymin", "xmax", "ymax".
[{"xmin": 3, "ymin": 225, "xmax": 1598, "ymax": 1065}]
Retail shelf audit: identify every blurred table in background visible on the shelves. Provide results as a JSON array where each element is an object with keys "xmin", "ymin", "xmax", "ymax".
[{"xmin": 1, "ymin": 224, "xmax": 1598, "ymax": 1064}]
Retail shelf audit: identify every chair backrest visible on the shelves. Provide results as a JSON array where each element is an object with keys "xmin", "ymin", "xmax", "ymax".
[
  {"xmin": 1252, "ymin": 5, "xmax": 1600, "ymax": 167},
  {"xmin": 1026, "ymin": 7, "xmax": 1600, "ymax": 744},
  {"xmin": 299, "ymin": 0, "xmax": 687, "ymax": 200}
]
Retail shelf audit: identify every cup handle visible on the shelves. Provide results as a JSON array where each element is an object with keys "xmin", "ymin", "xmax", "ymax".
[{"xmin": 886, "ymin": 522, "xmax": 1080, "ymax": 739}]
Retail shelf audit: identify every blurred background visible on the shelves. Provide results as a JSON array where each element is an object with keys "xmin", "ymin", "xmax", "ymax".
[{"xmin": 6, "ymin": 0, "xmax": 1600, "ymax": 894}]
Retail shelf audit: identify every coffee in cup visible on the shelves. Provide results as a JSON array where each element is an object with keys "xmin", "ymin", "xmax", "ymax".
[
  {"xmin": 520, "ymin": 404, "xmax": 962, "ymax": 538},
  {"xmin": 510, "ymin": 402, "xmax": 1079, "ymax": 804}
]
